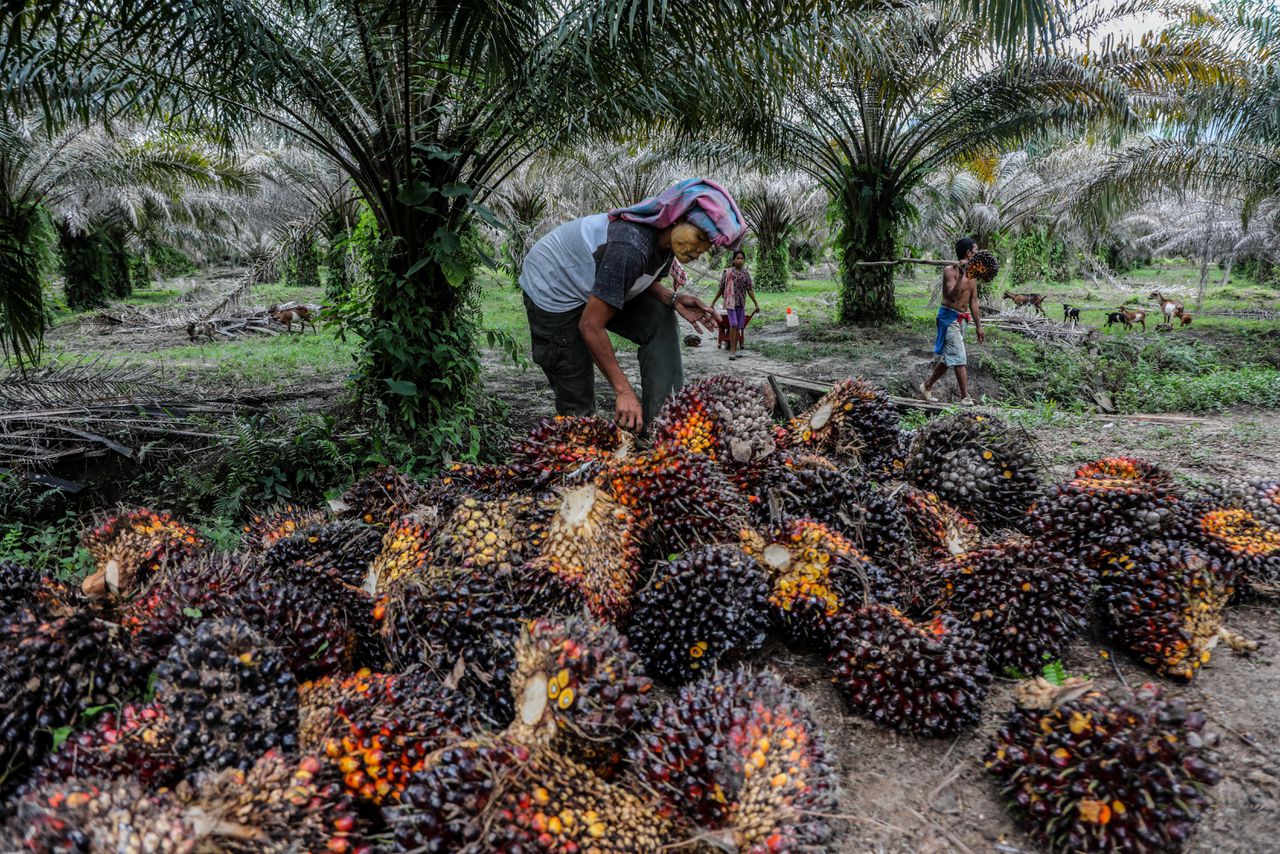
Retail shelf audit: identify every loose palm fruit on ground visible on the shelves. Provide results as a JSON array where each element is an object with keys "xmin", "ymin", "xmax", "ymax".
[
  {"xmin": 393, "ymin": 740, "xmax": 677, "ymax": 853},
  {"xmin": 80, "ymin": 507, "xmax": 205, "ymax": 599},
  {"xmin": 259, "ymin": 518, "xmax": 382, "ymax": 589},
  {"xmin": 182, "ymin": 751, "xmax": 372, "ymax": 854},
  {"xmin": 1098, "ymin": 539, "xmax": 1240, "ymax": 681},
  {"xmin": 3, "ymin": 775, "xmax": 196, "ymax": 852},
  {"xmin": 966, "ymin": 248, "xmax": 1000, "ymax": 282},
  {"xmin": 905, "ymin": 412, "xmax": 1042, "ymax": 530},
  {"xmin": 340, "ymin": 464, "xmax": 423, "ymax": 527},
  {"xmin": 366, "ymin": 508, "xmax": 439, "ymax": 595},
  {"xmin": 152, "ymin": 618, "xmax": 299, "ymax": 773},
  {"xmin": 0, "ymin": 607, "xmax": 146, "ymax": 781},
  {"xmin": 893, "ymin": 483, "xmax": 980, "ymax": 560},
  {"xmin": 507, "ymin": 616, "xmax": 652, "ymax": 773},
  {"xmin": 630, "ymin": 667, "xmax": 838, "ymax": 851},
  {"xmin": 598, "ymin": 444, "xmax": 749, "ymax": 555},
  {"xmin": 1181, "ymin": 502, "xmax": 1280, "ymax": 595},
  {"xmin": 240, "ymin": 503, "xmax": 328, "ymax": 553},
  {"xmin": 740, "ymin": 519, "xmax": 897, "ymax": 648},
  {"xmin": 1027, "ymin": 456, "xmax": 1181, "ymax": 567},
  {"xmin": 922, "ymin": 539, "xmax": 1095, "ymax": 675},
  {"xmin": 21, "ymin": 702, "xmax": 178, "ymax": 792},
  {"xmin": 526, "ymin": 484, "xmax": 645, "ymax": 621},
  {"xmin": 380, "ymin": 571, "xmax": 527, "ymax": 726},
  {"xmin": 825, "ymin": 604, "xmax": 990, "ymax": 736},
  {"xmin": 788, "ymin": 377, "xmax": 907, "ymax": 474},
  {"xmin": 314, "ymin": 669, "xmax": 477, "ymax": 805},
  {"xmin": 652, "ymin": 375, "xmax": 776, "ymax": 464},
  {"xmin": 626, "ymin": 545, "xmax": 770, "ymax": 685},
  {"xmin": 986, "ymin": 683, "xmax": 1220, "ymax": 853}
]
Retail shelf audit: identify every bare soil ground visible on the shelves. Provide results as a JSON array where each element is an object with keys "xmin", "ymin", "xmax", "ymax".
[{"xmin": 486, "ymin": 311, "xmax": 1280, "ymax": 854}]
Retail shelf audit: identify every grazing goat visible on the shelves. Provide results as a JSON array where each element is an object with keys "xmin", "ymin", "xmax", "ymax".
[
  {"xmin": 186, "ymin": 320, "xmax": 215, "ymax": 342},
  {"xmin": 1179, "ymin": 312, "xmax": 1193, "ymax": 327},
  {"xmin": 269, "ymin": 303, "xmax": 317, "ymax": 334},
  {"xmin": 1150, "ymin": 291, "xmax": 1184, "ymax": 325},
  {"xmin": 1003, "ymin": 291, "xmax": 1047, "ymax": 316},
  {"xmin": 1104, "ymin": 311, "xmax": 1131, "ymax": 330},
  {"xmin": 1122, "ymin": 308, "xmax": 1147, "ymax": 332},
  {"xmin": 1062, "ymin": 303, "xmax": 1081, "ymax": 324}
]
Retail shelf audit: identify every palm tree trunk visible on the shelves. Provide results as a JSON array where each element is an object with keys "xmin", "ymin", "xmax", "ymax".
[
  {"xmin": 755, "ymin": 238, "xmax": 791, "ymax": 292},
  {"xmin": 836, "ymin": 201, "xmax": 900, "ymax": 324},
  {"xmin": 0, "ymin": 199, "xmax": 45, "ymax": 364}
]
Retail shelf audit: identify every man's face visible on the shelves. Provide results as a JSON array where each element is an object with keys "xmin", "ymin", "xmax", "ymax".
[
  {"xmin": 672, "ymin": 222, "xmax": 713, "ymax": 263},
  {"xmin": 965, "ymin": 246, "xmax": 977, "ymax": 260}
]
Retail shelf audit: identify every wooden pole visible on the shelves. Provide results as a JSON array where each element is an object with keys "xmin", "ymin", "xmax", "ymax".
[{"xmin": 850, "ymin": 257, "xmax": 962, "ymax": 268}]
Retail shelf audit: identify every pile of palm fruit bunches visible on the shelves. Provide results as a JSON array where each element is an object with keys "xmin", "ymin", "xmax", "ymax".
[{"xmin": 1, "ymin": 374, "xmax": 1276, "ymax": 852}]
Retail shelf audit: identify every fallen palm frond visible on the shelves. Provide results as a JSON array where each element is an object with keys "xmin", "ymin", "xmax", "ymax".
[
  {"xmin": 0, "ymin": 356, "xmax": 172, "ymax": 408},
  {"xmin": 983, "ymin": 311, "xmax": 1096, "ymax": 344}
]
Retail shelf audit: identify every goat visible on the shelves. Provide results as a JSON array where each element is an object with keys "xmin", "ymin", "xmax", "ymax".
[
  {"xmin": 186, "ymin": 320, "xmax": 215, "ymax": 342},
  {"xmin": 1003, "ymin": 291, "xmax": 1047, "ymax": 316},
  {"xmin": 1104, "ymin": 311, "xmax": 1131, "ymax": 330},
  {"xmin": 1179, "ymin": 312, "xmax": 1193, "ymax": 327},
  {"xmin": 269, "ymin": 303, "xmax": 317, "ymax": 334},
  {"xmin": 1123, "ymin": 308, "xmax": 1148, "ymax": 332},
  {"xmin": 1062, "ymin": 303, "xmax": 1081, "ymax": 324},
  {"xmin": 1150, "ymin": 291, "xmax": 1184, "ymax": 325}
]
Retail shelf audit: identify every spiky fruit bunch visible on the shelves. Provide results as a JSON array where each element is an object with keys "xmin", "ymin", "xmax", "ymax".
[
  {"xmin": 894, "ymin": 484, "xmax": 981, "ymax": 560},
  {"xmin": 153, "ymin": 618, "xmax": 299, "ymax": 772},
  {"xmin": 428, "ymin": 462, "xmax": 533, "ymax": 508},
  {"xmin": 259, "ymin": 518, "xmax": 382, "ymax": 589},
  {"xmin": 119, "ymin": 555, "xmax": 254, "ymax": 660},
  {"xmin": 1099, "ymin": 539, "xmax": 1236, "ymax": 681},
  {"xmin": 230, "ymin": 575, "xmax": 358, "ymax": 680},
  {"xmin": 0, "ymin": 608, "xmax": 146, "ymax": 776},
  {"xmin": 788, "ymin": 377, "xmax": 907, "ymax": 474},
  {"xmin": 922, "ymin": 539, "xmax": 1095, "ymax": 674},
  {"xmin": 341, "ymin": 464, "xmax": 423, "ymax": 527},
  {"xmin": 626, "ymin": 546, "xmax": 770, "ymax": 685},
  {"xmin": 509, "ymin": 415, "xmax": 631, "ymax": 480},
  {"xmin": 314, "ymin": 669, "xmax": 476, "ymax": 805},
  {"xmin": 427, "ymin": 494, "xmax": 551, "ymax": 572},
  {"xmin": 966, "ymin": 249, "xmax": 999, "ymax": 282},
  {"xmin": 80, "ymin": 508, "xmax": 205, "ymax": 598},
  {"xmin": 527, "ymin": 484, "xmax": 644, "ymax": 621},
  {"xmin": 1027, "ymin": 457, "xmax": 1181, "ymax": 566},
  {"xmin": 631, "ymin": 668, "xmax": 837, "ymax": 851},
  {"xmin": 24, "ymin": 702, "xmax": 177, "ymax": 792},
  {"xmin": 241, "ymin": 504, "xmax": 327, "ymax": 553},
  {"xmin": 380, "ymin": 572, "xmax": 527, "ymax": 725},
  {"xmin": 986, "ymin": 684, "xmax": 1220, "ymax": 853},
  {"xmin": 652, "ymin": 375, "xmax": 776, "ymax": 464},
  {"xmin": 507, "ymin": 616, "xmax": 652, "ymax": 771},
  {"xmin": 597, "ymin": 444, "xmax": 749, "ymax": 554},
  {"xmin": 393, "ymin": 740, "xmax": 676, "ymax": 853},
  {"xmin": 729, "ymin": 451, "xmax": 837, "ymax": 520},
  {"xmin": 825, "ymin": 604, "xmax": 990, "ymax": 736},
  {"xmin": 1206, "ymin": 476, "xmax": 1280, "ymax": 531},
  {"xmin": 184, "ymin": 752, "xmax": 371, "ymax": 854},
  {"xmin": 0, "ymin": 560, "xmax": 42, "ymax": 616},
  {"xmin": 905, "ymin": 412, "xmax": 1042, "ymax": 530},
  {"xmin": 1182, "ymin": 503, "xmax": 1280, "ymax": 594},
  {"xmin": 3, "ymin": 776, "xmax": 196, "ymax": 852},
  {"xmin": 299, "ymin": 669, "xmax": 376, "ymax": 751},
  {"xmin": 366, "ymin": 508, "xmax": 439, "ymax": 595},
  {"xmin": 741, "ymin": 520, "xmax": 897, "ymax": 647}
]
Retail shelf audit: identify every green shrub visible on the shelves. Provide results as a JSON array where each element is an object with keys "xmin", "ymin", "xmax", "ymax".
[
  {"xmin": 1117, "ymin": 366, "xmax": 1280, "ymax": 413},
  {"xmin": 755, "ymin": 243, "xmax": 790, "ymax": 292},
  {"xmin": 148, "ymin": 243, "xmax": 198, "ymax": 277}
]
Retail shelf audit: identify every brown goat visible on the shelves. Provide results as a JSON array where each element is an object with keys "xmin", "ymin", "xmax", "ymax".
[
  {"xmin": 1179, "ymin": 312, "xmax": 1193, "ymax": 327},
  {"xmin": 270, "ymin": 303, "xmax": 317, "ymax": 334},
  {"xmin": 186, "ymin": 320, "xmax": 215, "ymax": 342},
  {"xmin": 1121, "ymin": 307, "xmax": 1147, "ymax": 332},
  {"xmin": 1150, "ymin": 290, "xmax": 1184, "ymax": 324},
  {"xmin": 1003, "ymin": 291, "xmax": 1047, "ymax": 316}
]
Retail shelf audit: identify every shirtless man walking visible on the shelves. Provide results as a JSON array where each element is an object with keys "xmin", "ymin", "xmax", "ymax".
[{"xmin": 920, "ymin": 237, "xmax": 985, "ymax": 405}]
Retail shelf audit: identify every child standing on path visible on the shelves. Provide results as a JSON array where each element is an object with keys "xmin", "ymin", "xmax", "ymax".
[{"xmin": 711, "ymin": 249, "xmax": 761, "ymax": 360}]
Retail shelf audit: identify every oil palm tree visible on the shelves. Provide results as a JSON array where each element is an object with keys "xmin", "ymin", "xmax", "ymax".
[{"xmin": 739, "ymin": 172, "xmax": 826, "ymax": 292}]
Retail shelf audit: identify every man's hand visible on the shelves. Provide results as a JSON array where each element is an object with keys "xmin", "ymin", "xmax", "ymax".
[
  {"xmin": 675, "ymin": 292, "xmax": 717, "ymax": 334},
  {"xmin": 976, "ymin": 326, "xmax": 985, "ymax": 344},
  {"xmin": 614, "ymin": 388, "xmax": 643, "ymax": 431}
]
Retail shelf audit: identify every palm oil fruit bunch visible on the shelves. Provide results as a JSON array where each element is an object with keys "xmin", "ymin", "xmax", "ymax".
[
  {"xmin": 625, "ymin": 545, "xmax": 770, "ymax": 685},
  {"xmin": 3, "ymin": 775, "xmax": 196, "ymax": 852},
  {"xmin": 0, "ymin": 608, "xmax": 145, "ymax": 778},
  {"xmin": 340, "ymin": 464, "xmax": 423, "ymax": 527},
  {"xmin": 652, "ymin": 375, "xmax": 776, "ymax": 464},
  {"xmin": 893, "ymin": 483, "xmax": 980, "ymax": 560},
  {"xmin": 229, "ymin": 575, "xmax": 358, "ymax": 680},
  {"xmin": 651, "ymin": 382, "xmax": 721, "ymax": 458},
  {"xmin": 118, "ymin": 553, "xmax": 254, "ymax": 663},
  {"xmin": 528, "ymin": 484, "xmax": 644, "ymax": 621},
  {"xmin": 379, "ymin": 572, "xmax": 526, "ymax": 725},
  {"xmin": 426, "ymin": 494, "xmax": 549, "ymax": 573},
  {"xmin": 507, "ymin": 616, "xmax": 652, "ymax": 773},
  {"xmin": 1027, "ymin": 456, "xmax": 1181, "ymax": 566},
  {"xmin": 80, "ymin": 507, "xmax": 205, "ymax": 599},
  {"xmin": 318, "ymin": 669, "xmax": 476, "ymax": 805},
  {"xmin": 0, "ymin": 560, "xmax": 44, "ymax": 617},
  {"xmin": 367, "ymin": 507, "xmax": 438, "ymax": 595},
  {"xmin": 825, "ymin": 604, "xmax": 990, "ymax": 736},
  {"xmin": 240, "ymin": 503, "xmax": 327, "ymax": 553},
  {"xmin": 1182, "ymin": 503, "xmax": 1280, "ymax": 594},
  {"xmin": 152, "ymin": 618, "xmax": 299, "ymax": 773},
  {"xmin": 788, "ymin": 377, "xmax": 907, "ymax": 474},
  {"xmin": 905, "ymin": 412, "xmax": 1042, "ymax": 530},
  {"xmin": 24, "ymin": 702, "xmax": 177, "ymax": 792},
  {"xmin": 965, "ymin": 249, "xmax": 1000, "ymax": 282},
  {"xmin": 259, "ymin": 518, "xmax": 383, "ymax": 589},
  {"xmin": 1098, "ymin": 539, "xmax": 1237, "ymax": 681},
  {"xmin": 986, "ymin": 683, "xmax": 1220, "ymax": 853},
  {"xmin": 508, "ymin": 414, "xmax": 631, "ymax": 482},
  {"xmin": 1207, "ymin": 476, "xmax": 1280, "ymax": 531},
  {"xmin": 740, "ymin": 519, "xmax": 896, "ymax": 647},
  {"xmin": 393, "ymin": 740, "xmax": 676, "ymax": 853},
  {"xmin": 598, "ymin": 444, "xmax": 748, "ymax": 554},
  {"xmin": 922, "ymin": 539, "xmax": 1095, "ymax": 675},
  {"xmin": 185, "ymin": 751, "xmax": 371, "ymax": 854},
  {"xmin": 630, "ymin": 667, "xmax": 838, "ymax": 852}
]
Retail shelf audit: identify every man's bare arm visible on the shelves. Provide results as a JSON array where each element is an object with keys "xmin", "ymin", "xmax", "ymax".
[
  {"xmin": 968, "ymin": 280, "xmax": 985, "ymax": 343},
  {"xmin": 579, "ymin": 296, "xmax": 642, "ymax": 429}
]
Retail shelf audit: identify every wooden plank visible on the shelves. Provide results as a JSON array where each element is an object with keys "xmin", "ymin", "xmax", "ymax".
[{"xmin": 766, "ymin": 375, "xmax": 795, "ymax": 421}]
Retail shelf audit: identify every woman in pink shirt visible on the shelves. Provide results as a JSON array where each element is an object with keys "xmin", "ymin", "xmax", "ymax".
[{"xmin": 711, "ymin": 249, "xmax": 761, "ymax": 360}]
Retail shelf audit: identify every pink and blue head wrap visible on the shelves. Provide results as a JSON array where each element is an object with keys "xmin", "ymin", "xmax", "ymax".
[{"xmin": 609, "ymin": 177, "xmax": 746, "ymax": 249}]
